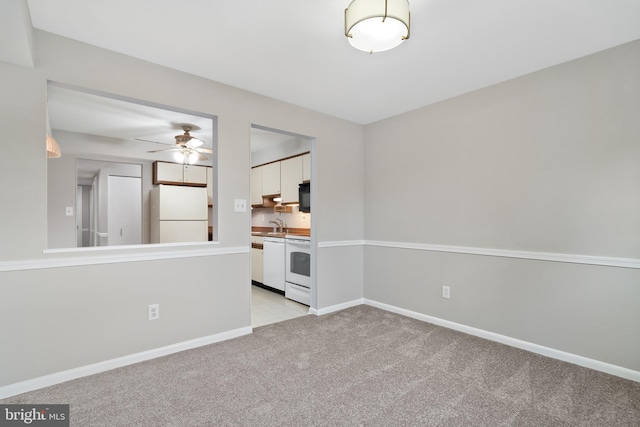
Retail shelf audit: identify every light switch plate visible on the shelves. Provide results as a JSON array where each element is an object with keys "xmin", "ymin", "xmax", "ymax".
[
  {"xmin": 234, "ymin": 199, "xmax": 247, "ymax": 212},
  {"xmin": 65, "ymin": 207, "xmax": 74, "ymax": 216}
]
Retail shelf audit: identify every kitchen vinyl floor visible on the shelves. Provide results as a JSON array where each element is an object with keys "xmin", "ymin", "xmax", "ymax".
[{"xmin": 251, "ymin": 285, "xmax": 309, "ymax": 327}]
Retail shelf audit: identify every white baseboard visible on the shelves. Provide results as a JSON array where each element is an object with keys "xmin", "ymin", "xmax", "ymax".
[
  {"xmin": 364, "ymin": 299, "xmax": 640, "ymax": 383},
  {"xmin": 310, "ymin": 298, "xmax": 365, "ymax": 316},
  {"xmin": 0, "ymin": 326, "xmax": 252, "ymax": 400}
]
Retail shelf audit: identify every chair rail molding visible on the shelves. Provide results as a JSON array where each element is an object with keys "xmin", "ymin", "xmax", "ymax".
[{"xmin": 319, "ymin": 239, "xmax": 640, "ymax": 269}]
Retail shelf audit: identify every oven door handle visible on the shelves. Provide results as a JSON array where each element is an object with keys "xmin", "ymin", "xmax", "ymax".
[{"xmin": 287, "ymin": 239, "xmax": 310, "ymax": 246}]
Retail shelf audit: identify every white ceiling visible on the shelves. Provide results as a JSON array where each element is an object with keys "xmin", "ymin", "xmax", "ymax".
[
  {"xmin": 26, "ymin": 0, "xmax": 640, "ymax": 125},
  {"xmin": 46, "ymin": 83, "xmax": 299, "ymax": 156},
  {"xmin": 47, "ymin": 84, "xmax": 215, "ymax": 146}
]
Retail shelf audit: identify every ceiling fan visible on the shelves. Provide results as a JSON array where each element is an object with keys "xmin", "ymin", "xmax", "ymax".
[{"xmin": 136, "ymin": 125, "xmax": 212, "ymax": 163}]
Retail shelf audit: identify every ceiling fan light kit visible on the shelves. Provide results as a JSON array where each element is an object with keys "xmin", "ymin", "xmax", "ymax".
[
  {"xmin": 345, "ymin": 0, "xmax": 410, "ymax": 54},
  {"xmin": 174, "ymin": 125, "xmax": 204, "ymax": 148},
  {"xmin": 139, "ymin": 124, "xmax": 212, "ymax": 164},
  {"xmin": 173, "ymin": 149, "xmax": 200, "ymax": 165}
]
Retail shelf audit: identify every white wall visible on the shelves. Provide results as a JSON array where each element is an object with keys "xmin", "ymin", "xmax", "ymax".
[
  {"xmin": 363, "ymin": 40, "xmax": 640, "ymax": 372},
  {"xmin": 0, "ymin": 30, "xmax": 365, "ymax": 388}
]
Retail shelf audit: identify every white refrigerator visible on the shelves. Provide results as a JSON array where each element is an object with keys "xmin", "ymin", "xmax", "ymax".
[{"xmin": 150, "ymin": 185, "xmax": 208, "ymax": 243}]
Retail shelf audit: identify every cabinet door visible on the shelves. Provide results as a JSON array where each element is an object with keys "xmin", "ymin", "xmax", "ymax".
[
  {"xmin": 250, "ymin": 167, "xmax": 263, "ymax": 206},
  {"xmin": 154, "ymin": 162, "xmax": 184, "ymax": 184},
  {"xmin": 280, "ymin": 156, "xmax": 302, "ymax": 204},
  {"xmin": 183, "ymin": 165, "xmax": 207, "ymax": 185},
  {"xmin": 261, "ymin": 162, "xmax": 281, "ymax": 196},
  {"xmin": 251, "ymin": 248, "xmax": 264, "ymax": 283},
  {"xmin": 302, "ymin": 153, "xmax": 311, "ymax": 182}
]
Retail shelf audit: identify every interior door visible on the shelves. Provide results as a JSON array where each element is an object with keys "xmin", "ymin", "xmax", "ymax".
[{"xmin": 107, "ymin": 175, "xmax": 142, "ymax": 246}]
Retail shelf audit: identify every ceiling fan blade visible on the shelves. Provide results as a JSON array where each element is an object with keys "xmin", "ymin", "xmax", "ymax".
[
  {"xmin": 186, "ymin": 138, "xmax": 204, "ymax": 149},
  {"xmin": 195, "ymin": 147, "xmax": 213, "ymax": 154},
  {"xmin": 195, "ymin": 151, "xmax": 208, "ymax": 161},
  {"xmin": 147, "ymin": 147, "xmax": 179, "ymax": 153},
  {"xmin": 135, "ymin": 137, "xmax": 169, "ymax": 145}
]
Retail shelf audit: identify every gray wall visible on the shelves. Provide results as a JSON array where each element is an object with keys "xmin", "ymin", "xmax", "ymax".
[
  {"xmin": 363, "ymin": 40, "xmax": 640, "ymax": 371},
  {"xmin": 0, "ymin": 30, "xmax": 365, "ymax": 387}
]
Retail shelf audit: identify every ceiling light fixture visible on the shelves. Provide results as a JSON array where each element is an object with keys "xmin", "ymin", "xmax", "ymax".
[
  {"xmin": 345, "ymin": 0, "xmax": 410, "ymax": 54},
  {"xmin": 173, "ymin": 147, "xmax": 199, "ymax": 165},
  {"xmin": 46, "ymin": 134, "xmax": 61, "ymax": 158}
]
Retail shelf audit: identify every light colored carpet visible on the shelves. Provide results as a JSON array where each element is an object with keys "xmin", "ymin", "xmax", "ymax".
[{"xmin": 2, "ymin": 305, "xmax": 639, "ymax": 426}]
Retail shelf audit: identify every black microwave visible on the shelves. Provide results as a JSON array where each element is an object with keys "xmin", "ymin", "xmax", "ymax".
[{"xmin": 299, "ymin": 182, "xmax": 310, "ymax": 213}]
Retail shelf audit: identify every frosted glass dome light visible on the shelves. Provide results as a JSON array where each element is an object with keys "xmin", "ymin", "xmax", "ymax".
[
  {"xmin": 187, "ymin": 151, "xmax": 199, "ymax": 164},
  {"xmin": 345, "ymin": 0, "xmax": 410, "ymax": 53},
  {"xmin": 173, "ymin": 151, "xmax": 185, "ymax": 163}
]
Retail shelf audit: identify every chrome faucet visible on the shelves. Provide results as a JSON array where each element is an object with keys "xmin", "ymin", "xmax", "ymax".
[{"xmin": 269, "ymin": 218, "xmax": 285, "ymax": 233}]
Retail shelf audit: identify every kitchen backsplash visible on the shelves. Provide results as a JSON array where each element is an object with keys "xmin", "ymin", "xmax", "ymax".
[{"xmin": 251, "ymin": 205, "xmax": 310, "ymax": 230}]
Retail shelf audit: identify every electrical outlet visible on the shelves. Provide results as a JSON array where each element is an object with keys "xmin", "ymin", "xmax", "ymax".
[
  {"xmin": 148, "ymin": 304, "xmax": 159, "ymax": 320},
  {"xmin": 442, "ymin": 286, "xmax": 450, "ymax": 299},
  {"xmin": 65, "ymin": 207, "xmax": 74, "ymax": 216}
]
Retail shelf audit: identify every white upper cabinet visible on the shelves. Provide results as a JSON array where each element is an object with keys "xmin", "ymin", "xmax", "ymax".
[
  {"xmin": 280, "ymin": 156, "xmax": 303, "ymax": 204},
  {"xmin": 302, "ymin": 153, "xmax": 311, "ymax": 182},
  {"xmin": 154, "ymin": 162, "xmax": 183, "ymax": 184},
  {"xmin": 250, "ymin": 167, "xmax": 263, "ymax": 206},
  {"xmin": 183, "ymin": 164, "xmax": 208, "ymax": 185},
  {"xmin": 154, "ymin": 161, "xmax": 208, "ymax": 186},
  {"xmin": 261, "ymin": 162, "xmax": 281, "ymax": 196},
  {"xmin": 251, "ymin": 153, "xmax": 308, "ymax": 206}
]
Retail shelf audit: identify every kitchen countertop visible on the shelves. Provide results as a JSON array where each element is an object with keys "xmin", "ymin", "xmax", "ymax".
[
  {"xmin": 252, "ymin": 231, "xmax": 287, "ymax": 238},
  {"xmin": 252, "ymin": 227, "xmax": 310, "ymax": 238}
]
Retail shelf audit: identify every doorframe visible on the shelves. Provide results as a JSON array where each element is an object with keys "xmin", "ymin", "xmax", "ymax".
[{"xmin": 249, "ymin": 124, "xmax": 317, "ymax": 311}]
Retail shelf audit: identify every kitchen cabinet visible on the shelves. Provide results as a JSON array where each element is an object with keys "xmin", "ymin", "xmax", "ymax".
[
  {"xmin": 261, "ymin": 162, "xmax": 280, "ymax": 196},
  {"xmin": 251, "ymin": 153, "xmax": 308, "ymax": 206},
  {"xmin": 280, "ymin": 156, "xmax": 302, "ymax": 204},
  {"xmin": 154, "ymin": 161, "xmax": 183, "ymax": 184},
  {"xmin": 153, "ymin": 161, "xmax": 207, "ymax": 186},
  {"xmin": 302, "ymin": 153, "xmax": 311, "ymax": 182},
  {"xmin": 250, "ymin": 167, "xmax": 263, "ymax": 206},
  {"xmin": 251, "ymin": 235, "xmax": 264, "ymax": 283},
  {"xmin": 184, "ymin": 164, "xmax": 207, "ymax": 185}
]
